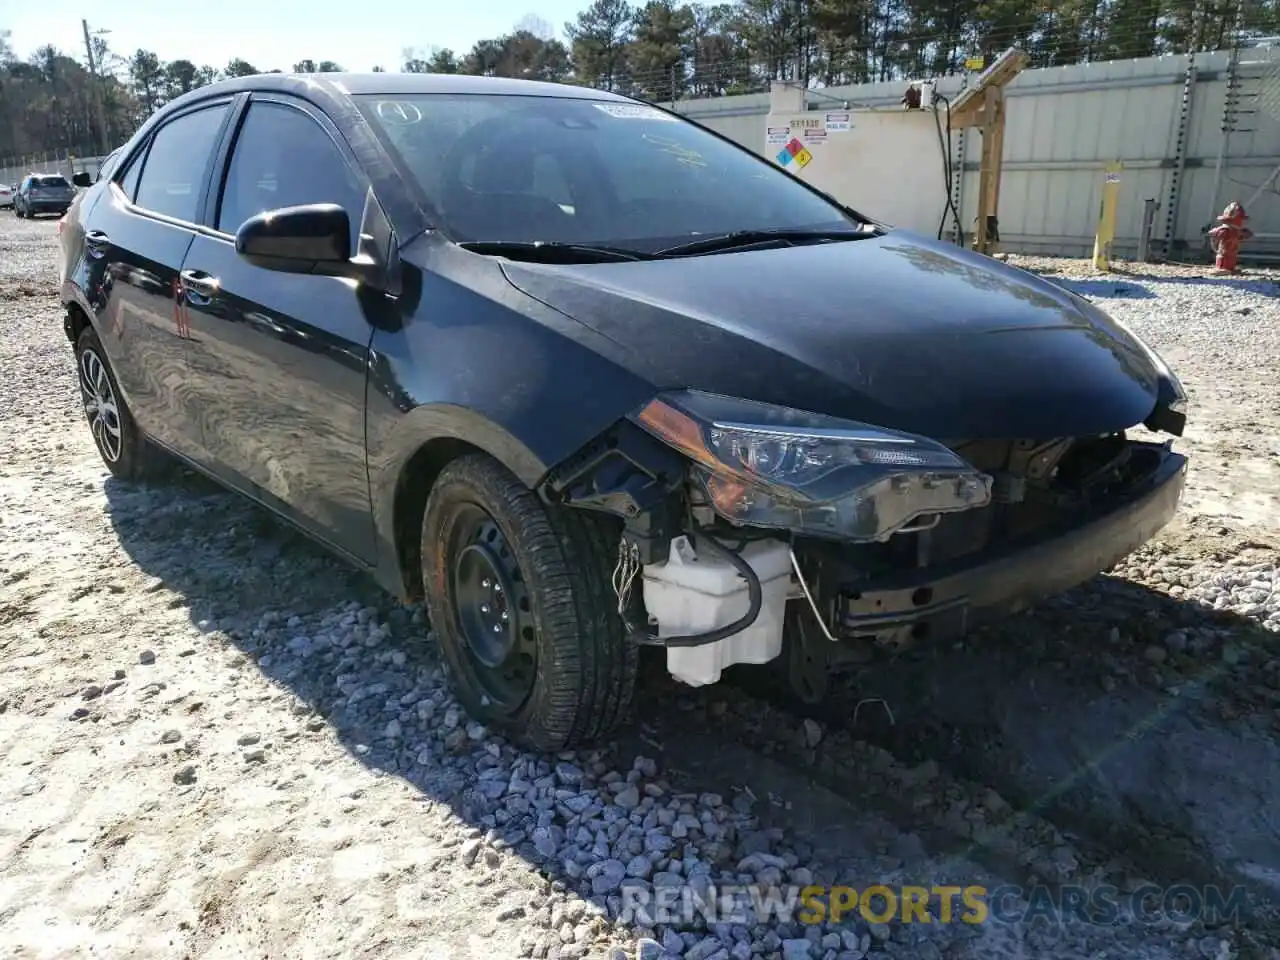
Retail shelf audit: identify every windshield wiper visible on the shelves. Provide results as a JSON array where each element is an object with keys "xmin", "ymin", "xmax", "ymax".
[
  {"xmin": 655, "ymin": 228, "xmax": 871, "ymax": 258},
  {"xmin": 457, "ymin": 240, "xmax": 650, "ymax": 263}
]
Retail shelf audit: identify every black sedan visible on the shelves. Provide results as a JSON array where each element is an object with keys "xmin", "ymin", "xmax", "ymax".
[{"xmin": 58, "ymin": 72, "xmax": 1189, "ymax": 750}]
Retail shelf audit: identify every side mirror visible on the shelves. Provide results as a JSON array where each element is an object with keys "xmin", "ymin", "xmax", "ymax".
[
  {"xmin": 235, "ymin": 203, "xmax": 371, "ymax": 281},
  {"xmin": 72, "ymin": 171, "xmax": 92, "ymax": 188}
]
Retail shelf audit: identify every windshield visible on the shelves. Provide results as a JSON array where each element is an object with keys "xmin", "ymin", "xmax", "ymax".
[
  {"xmin": 35, "ymin": 175, "xmax": 70, "ymax": 188},
  {"xmin": 354, "ymin": 93, "xmax": 859, "ymax": 252}
]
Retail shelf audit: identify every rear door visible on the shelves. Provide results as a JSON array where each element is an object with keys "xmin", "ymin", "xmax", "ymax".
[
  {"xmin": 179, "ymin": 94, "xmax": 378, "ymax": 561},
  {"xmin": 79, "ymin": 98, "xmax": 235, "ymax": 456}
]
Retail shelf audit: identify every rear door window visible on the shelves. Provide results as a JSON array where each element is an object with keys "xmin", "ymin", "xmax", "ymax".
[{"xmin": 133, "ymin": 103, "xmax": 230, "ymax": 222}]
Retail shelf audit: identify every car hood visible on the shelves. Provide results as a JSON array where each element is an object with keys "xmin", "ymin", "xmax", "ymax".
[{"xmin": 498, "ymin": 230, "xmax": 1164, "ymax": 440}]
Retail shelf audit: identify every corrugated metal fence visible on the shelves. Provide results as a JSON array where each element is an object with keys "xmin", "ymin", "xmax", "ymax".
[
  {"xmin": 675, "ymin": 45, "xmax": 1280, "ymax": 260},
  {"xmin": 0, "ymin": 154, "xmax": 110, "ymax": 193}
]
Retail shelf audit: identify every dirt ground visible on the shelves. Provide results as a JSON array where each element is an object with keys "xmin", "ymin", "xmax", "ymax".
[{"xmin": 2, "ymin": 219, "xmax": 1279, "ymax": 960}]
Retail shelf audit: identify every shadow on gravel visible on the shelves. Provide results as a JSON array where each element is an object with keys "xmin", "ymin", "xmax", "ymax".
[
  {"xmin": 764, "ymin": 577, "xmax": 1280, "ymax": 904},
  {"xmin": 102, "ymin": 469, "xmax": 1280, "ymax": 944},
  {"xmin": 1136, "ymin": 275, "xmax": 1280, "ymax": 297},
  {"xmin": 97, "ymin": 472, "xmax": 753, "ymax": 876},
  {"xmin": 1045, "ymin": 278, "xmax": 1160, "ymax": 300},
  {"xmin": 1051, "ymin": 273, "xmax": 1280, "ymax": 299}
]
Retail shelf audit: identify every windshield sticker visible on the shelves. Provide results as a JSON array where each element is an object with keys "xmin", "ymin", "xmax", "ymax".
[
  {"xmin": 374, "ymin": 100, "xmax": 423, "ymax": 125},
  {"xmin": 641, "ymin": 132, "xmax": 706, "ymax": 166},
  {"xmin": 593, "ymin": 103, "xmax": 679, "ymax": 122}
]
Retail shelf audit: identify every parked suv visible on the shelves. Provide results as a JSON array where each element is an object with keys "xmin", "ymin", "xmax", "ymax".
[
  {"xmin": 15, "ymin": 172, "xmax": 75, "ymax": 218},
  {"xmin": 57, "ymin": 73, "xmax": 1189, "ymax": 750}
]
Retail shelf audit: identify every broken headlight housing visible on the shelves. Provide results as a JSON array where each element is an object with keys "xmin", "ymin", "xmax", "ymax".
[{"xmin": 631, "ymin": 390, "xmax": 992, "ymax": 542}]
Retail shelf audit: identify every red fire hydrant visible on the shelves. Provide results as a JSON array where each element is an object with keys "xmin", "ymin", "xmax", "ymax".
[{"xmin": 1207, "ymin": 201, "xmax": 1253, "ymax": 274}]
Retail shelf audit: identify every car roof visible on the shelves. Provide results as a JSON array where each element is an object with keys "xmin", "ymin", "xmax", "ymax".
[{"xmin": 170, "ymin": 72, "xmax": 629, "ymax": 106}]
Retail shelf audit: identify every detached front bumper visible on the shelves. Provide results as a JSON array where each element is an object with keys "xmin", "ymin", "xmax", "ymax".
[{"xmin": 830, "ymin": 447, "xmax": 1187, "ymax": 645}]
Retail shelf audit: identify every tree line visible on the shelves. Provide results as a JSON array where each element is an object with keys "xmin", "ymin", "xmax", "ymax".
[{"xmin": 2, "ymin": 0, "xmax": 1276, "ymax": 161}]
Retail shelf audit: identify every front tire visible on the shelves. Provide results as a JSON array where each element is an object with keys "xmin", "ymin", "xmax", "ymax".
[
  {"xmin": 75, "ymin": 327, "xmax": 172, "ymax": 482},
  {"xmin": 421, "ymin": 453, "xmax": 637, "ymax": 751}
]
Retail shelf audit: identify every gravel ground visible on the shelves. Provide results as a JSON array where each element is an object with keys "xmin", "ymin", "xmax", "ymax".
[{"xmin": 2, "ymin": 217, "xmax": 1279, "ymax": 960}]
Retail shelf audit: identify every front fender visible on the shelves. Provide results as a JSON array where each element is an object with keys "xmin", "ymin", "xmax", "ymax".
[{"xmin": 363, "ymin": 256, "xmax": 657, "ymax": 598}]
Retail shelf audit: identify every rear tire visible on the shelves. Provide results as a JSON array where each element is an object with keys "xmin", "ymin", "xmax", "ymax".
[
  {"xmin": 421, "ymin": 453, "xmax": 637, "ymax": 751},
  {"xmin": 75, "ymin": 327, "xmax": 172, "ymax": 483}
]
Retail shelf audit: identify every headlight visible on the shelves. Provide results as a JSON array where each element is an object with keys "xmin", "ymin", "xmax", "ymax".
[{"xmin": 630, "ymin": 391, "xmax": 992, "ymax": 542}]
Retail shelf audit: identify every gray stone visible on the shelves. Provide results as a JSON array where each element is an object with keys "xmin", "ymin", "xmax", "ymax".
[
  {"xmin": 615, "ymin": 786, "xmax": 641, "ymax": 810},
  {"xmin": 459, "ymin": 838, "xmax": 483, "ymax": 866},
  {"xmin": 803, "ymin": 719, "xmax": 823, "ymax": 748},
  {"xmin": 626, "ymin": 854, "xmax": 653, "ymax": 879},
  {"xmin": 591, "ymin": 858, "xmax": 627, "ymax": 895}
]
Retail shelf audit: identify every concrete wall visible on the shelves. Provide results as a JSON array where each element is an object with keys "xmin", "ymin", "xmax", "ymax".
[{"xmin": 673, "ymin": 45, "xmax": 1280, "ymax": 260}]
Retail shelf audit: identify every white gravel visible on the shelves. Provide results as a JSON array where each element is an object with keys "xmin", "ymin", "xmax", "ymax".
[{"xmin": 2, "ymin": 219, "xmax": 1279, "ymax": 960}]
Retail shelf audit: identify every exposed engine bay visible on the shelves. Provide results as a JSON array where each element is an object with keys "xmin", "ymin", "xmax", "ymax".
[{"xmin": 539, "ymin": 391, "xmax": 1188, "ymax": 699}]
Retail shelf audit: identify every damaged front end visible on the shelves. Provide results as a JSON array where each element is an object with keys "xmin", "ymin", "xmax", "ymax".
[{"xmin": 539, "ymin": 388, "xmax": 1188, "ymax": 700}]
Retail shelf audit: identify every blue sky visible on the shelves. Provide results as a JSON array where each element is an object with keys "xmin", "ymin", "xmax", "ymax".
[{"xmin": 9, "ymin": 0, "xmax": 586, "ymax": 72}]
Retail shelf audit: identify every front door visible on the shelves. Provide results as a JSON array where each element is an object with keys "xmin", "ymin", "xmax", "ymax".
[
  {"xmin": 179, "ymin": 95, "xmax": 378, "ymax": 562},
  {"xmin": 81, "ymin": 100, "xmax": 234, "ymax": 457}
]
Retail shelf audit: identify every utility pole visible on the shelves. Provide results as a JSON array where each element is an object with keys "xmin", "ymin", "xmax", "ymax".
[{"xmin": 81, "ymin": 19, "xmax": 111, "ymax": 156}]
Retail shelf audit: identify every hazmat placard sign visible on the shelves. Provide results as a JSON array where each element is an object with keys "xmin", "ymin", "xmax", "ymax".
[
  {"xmin": 775, "ymin": 136, "xmax": 813, "ymax": 170},
  {"xmin": 766, "ymin": 112, "xmax": 856, "ymax": 170}
]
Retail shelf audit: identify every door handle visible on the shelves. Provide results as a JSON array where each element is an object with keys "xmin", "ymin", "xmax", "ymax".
[
  {"xmin": 84, "ymin": 230, "xmax": 110, "ymax": 259},
  {"xmin": 180, "ymin": 269, "xmax": 220, "ymax": 305}
]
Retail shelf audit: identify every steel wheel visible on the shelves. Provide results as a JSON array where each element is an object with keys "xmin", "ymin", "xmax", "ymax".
[
  {"xmin": 423, "ymin": 453, "xmax": 638, "ymax": 750},
  {"xmin": 79, "ymin": 346, "xmax": 123, "ymax": 463},
  {"xmin": 448, "ymin": 503, "xmax": 538, "ymax": 715}
]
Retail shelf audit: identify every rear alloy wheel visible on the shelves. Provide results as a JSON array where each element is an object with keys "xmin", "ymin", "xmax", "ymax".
[
  {"xmin": 422, "ymin": 453, "xmax": 637, "ymax": 751},
  {"xmin": 75, "ymin": 327, "xmax": 172, "ymax": 483}
]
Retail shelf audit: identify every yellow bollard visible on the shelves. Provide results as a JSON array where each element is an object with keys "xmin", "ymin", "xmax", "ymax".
[{"xmin": 1093, "ymin": 162, "xmax": 1122, "ymax": 271}]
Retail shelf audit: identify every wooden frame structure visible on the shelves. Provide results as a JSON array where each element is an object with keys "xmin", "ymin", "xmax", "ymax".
[{"xmin": 945, "ymin": 47, "xmax": 1030, "ymax": 254}]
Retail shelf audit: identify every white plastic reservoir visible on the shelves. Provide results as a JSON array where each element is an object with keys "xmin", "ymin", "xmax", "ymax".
[{"xmin": 642, "ymin": 534, "xmax": 793, "ymax": 686}]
